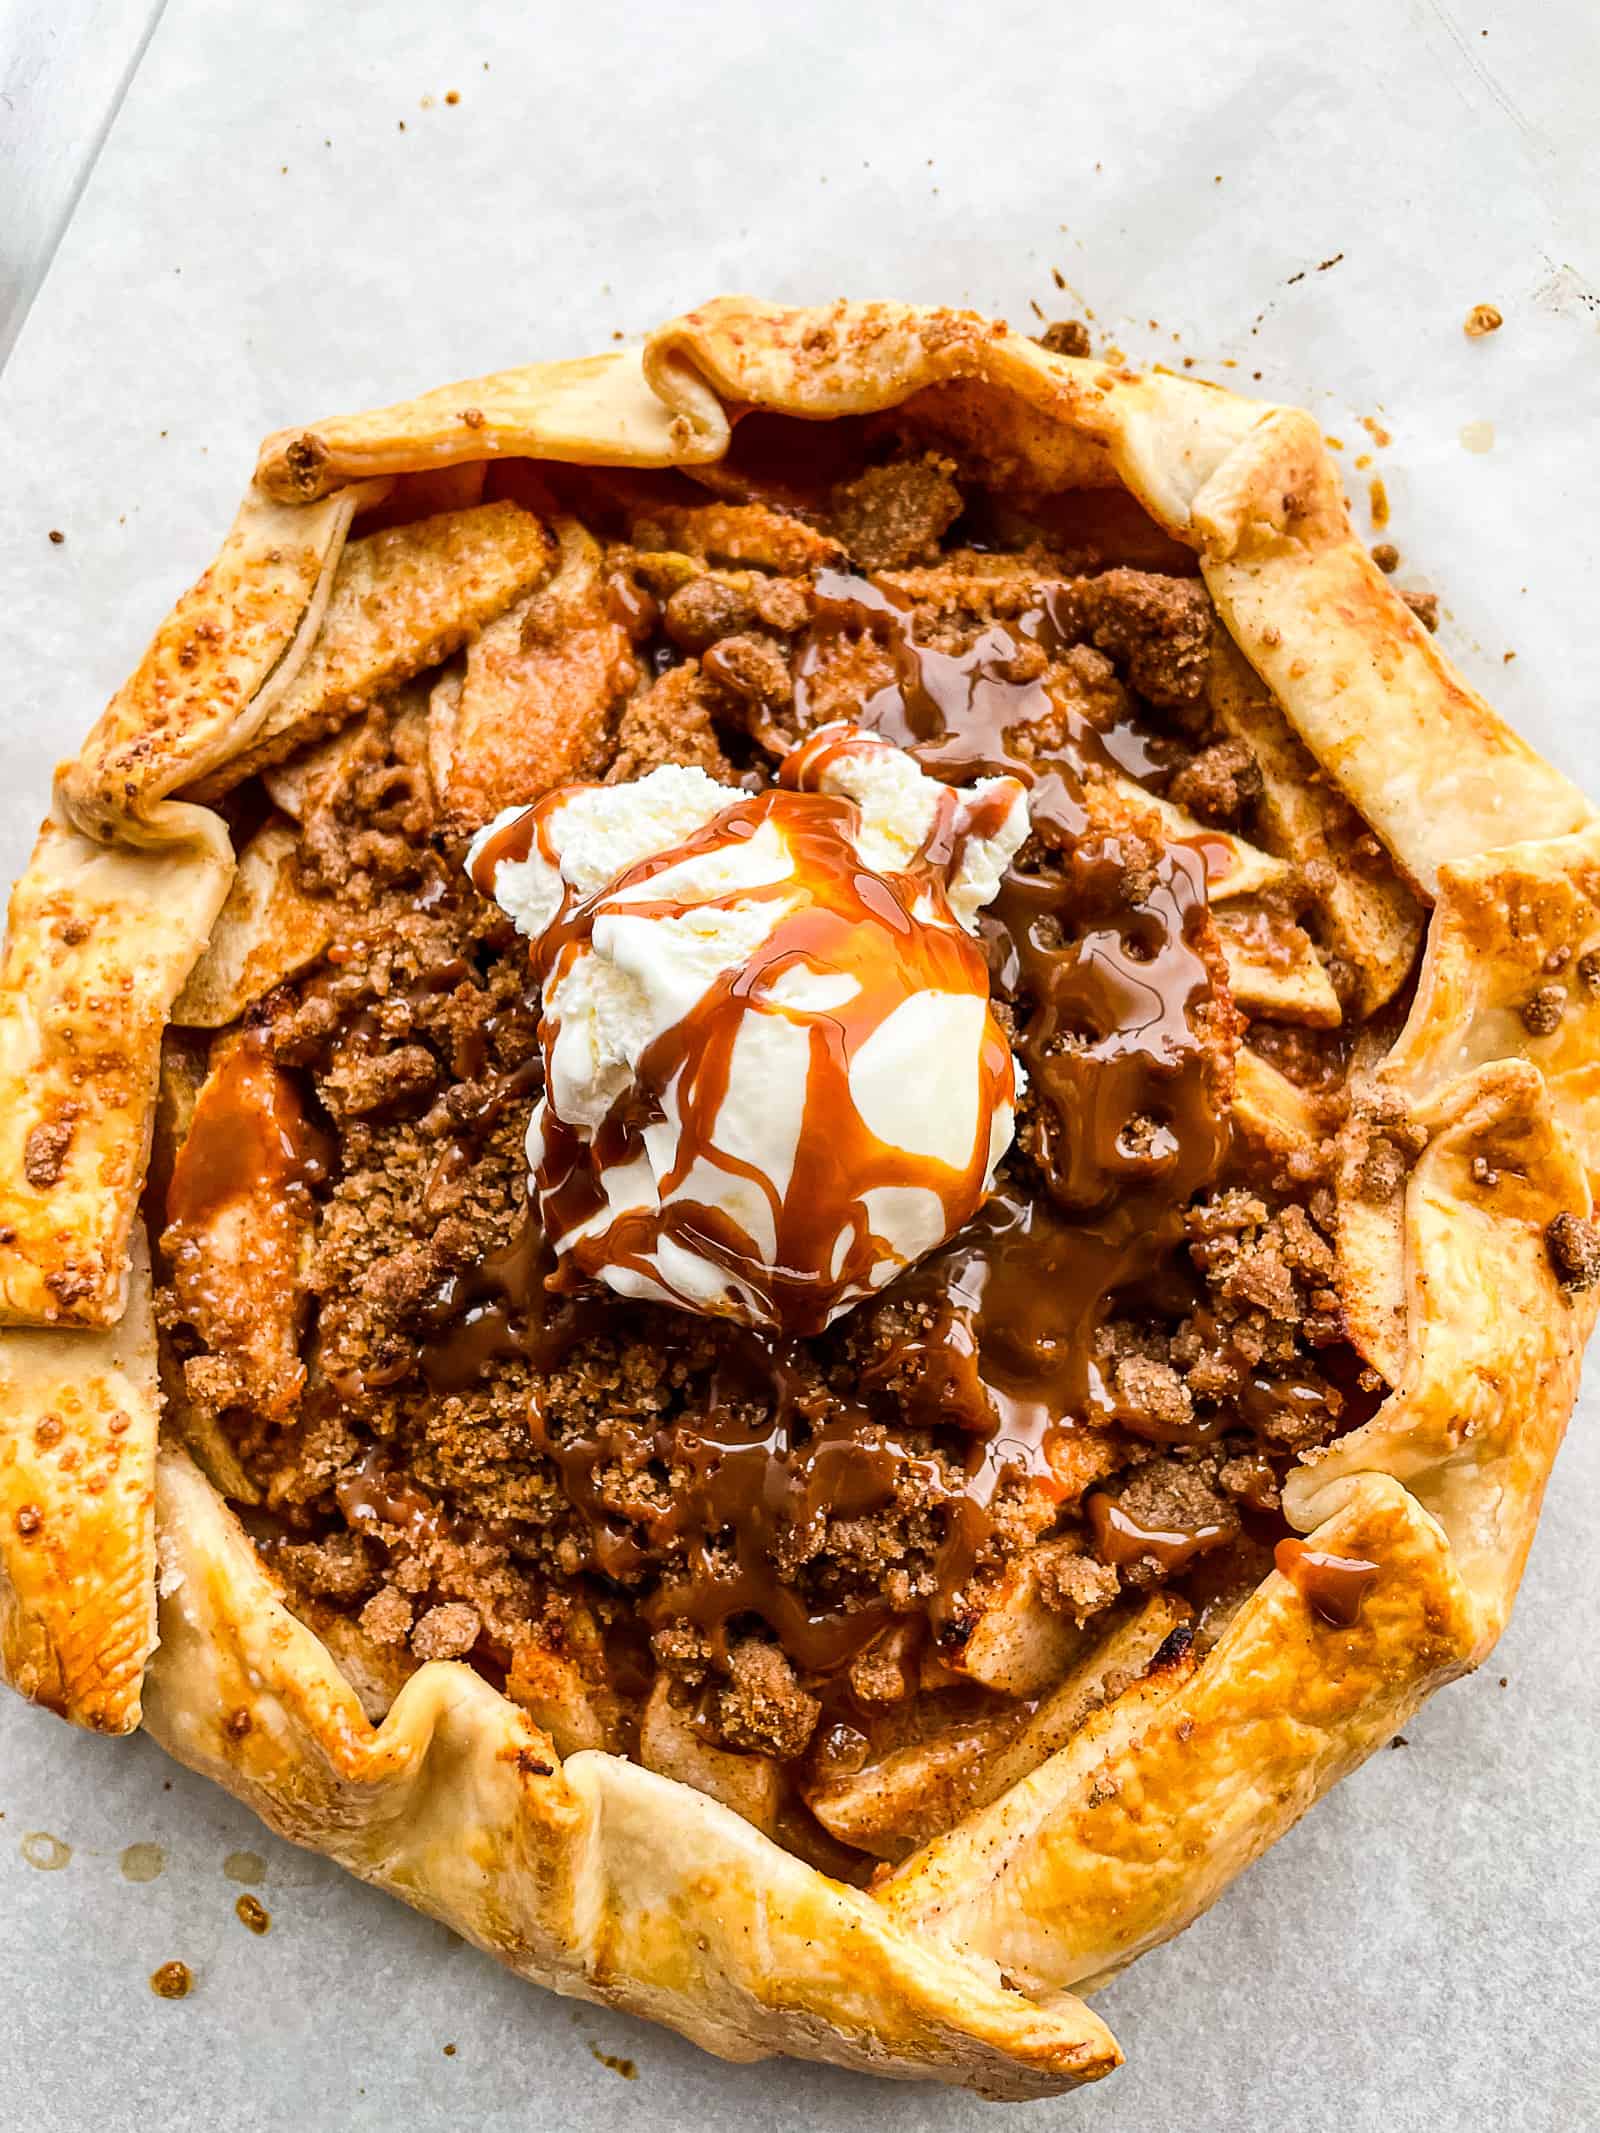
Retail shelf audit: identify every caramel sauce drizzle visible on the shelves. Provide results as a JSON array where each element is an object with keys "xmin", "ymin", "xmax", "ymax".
[
  {"xmin": 536, "ymin": 1328, "xmax": 935, "ymax": 1670},
  {"xmin": 1088, "ymin": 1490, "xmax": 1231, "ymax": 1574},
  {"xmin": 429, "ymin": 570, "xmax": 1241, "ymax": 1668},
  {"xmin": 468, "ymin": 802, "xmax": 542, "ymax": 888},
  {"xmin": 537, "ymin": 771, "xmax": 1015, "ymax": 1334}
]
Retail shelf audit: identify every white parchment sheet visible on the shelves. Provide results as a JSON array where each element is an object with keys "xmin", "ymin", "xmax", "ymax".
[{"xmin": 2, "ymin": 3, "xmax": 1597, "ymax": 2127}]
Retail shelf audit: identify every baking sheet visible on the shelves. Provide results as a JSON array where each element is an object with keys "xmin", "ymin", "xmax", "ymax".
[{"xmin": 2, "ymin": 1, "xmax": 1598, "ymax": 2126}]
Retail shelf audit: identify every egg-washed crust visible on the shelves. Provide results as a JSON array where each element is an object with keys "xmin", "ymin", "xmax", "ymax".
[
  {"xmin": 1, "ymin": 296, "xmax": 1595, "ymax": 2093},
  {"xmin": 0, "ymin": 812, "xmax": 233, "ymax": 1327},
  {"xmin": 0, "ymin": 1230, "xmax": 160, "ymax": 1731}
]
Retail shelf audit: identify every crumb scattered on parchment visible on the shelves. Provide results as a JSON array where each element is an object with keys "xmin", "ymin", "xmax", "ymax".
[
  {"xmin": 1368, "ymin": 477, "xmax": 1390, "ymax": 527},
  {"xmin": 150, "ymin": 1960, "xmax": 193, "ymax": 1999},
  {"xmin": 1038, "ymin": 319, "xmax": 1091, "ymax": 357},
  {"xmin": 588, "ymin": 2043, "xmax": 638, "ymax": 2079},
  {"xmin": 47, "ymin": 529, "xmax": 63, "ymax": 545},
  {"xmin": 235, "ymin": 1894, "xmax": 271, "ymax": 1934},
  {"xmin": 1371, "ymin": 542, "xmax": 1399, "ymax": 573},
  {"xmin": 1465, "ymin": 303, "xmax": 1503, "ymax": 337}
]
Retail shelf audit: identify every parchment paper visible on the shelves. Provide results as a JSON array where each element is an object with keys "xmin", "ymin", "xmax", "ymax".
[{"xmin": 2, "ymin": 3, "xmax": 1597, "ymax": 2127}]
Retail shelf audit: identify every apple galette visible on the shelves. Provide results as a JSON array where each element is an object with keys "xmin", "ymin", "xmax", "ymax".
[{"xmin": 3, "ymin": 299, "xmax": 1597, "ymax": 2097}]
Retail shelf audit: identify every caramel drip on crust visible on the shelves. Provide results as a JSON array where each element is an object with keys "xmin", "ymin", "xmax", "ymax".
[{"xmin": 1274, "ymin": 1538, "xmax": 1381, "ymax": 1627}]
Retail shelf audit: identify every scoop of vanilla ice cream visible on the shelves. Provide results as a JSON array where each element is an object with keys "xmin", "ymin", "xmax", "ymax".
[{"xmin": 468, "ymin": 726, "xmax": 1030, "ymax": 1334}]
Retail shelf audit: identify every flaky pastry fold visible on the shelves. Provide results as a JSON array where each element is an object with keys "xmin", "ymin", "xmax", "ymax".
[{"xmin": 1, "ymin": 296, "xmax": 1594, "ymax": 2093}]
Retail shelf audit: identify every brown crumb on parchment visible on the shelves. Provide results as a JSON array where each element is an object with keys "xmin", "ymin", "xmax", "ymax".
[
  {"xmin": 1464, "ymin": 304, "xmax": 1503, "ymax": 337},
  {"xmin": 588, "ymin": 2043, "xmax": 638, "ymax": 2079},
  {"xmin": 150, "ymin": 1960, "xmax": 193, "ymax": 1999},
  {"xmin": 1037, "ymin": 319, "xmax": 1091, "ymax": 357}
]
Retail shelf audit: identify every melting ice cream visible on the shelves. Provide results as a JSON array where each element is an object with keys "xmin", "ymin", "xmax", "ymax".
[{"xmin": 468, "ymin": 724, "xmax": 1029, "ymax": 1333}]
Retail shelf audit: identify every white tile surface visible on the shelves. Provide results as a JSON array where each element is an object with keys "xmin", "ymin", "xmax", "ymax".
[{"xmin": 2, "ymin": 3, "xmax": 1598, "ymax": 2128}]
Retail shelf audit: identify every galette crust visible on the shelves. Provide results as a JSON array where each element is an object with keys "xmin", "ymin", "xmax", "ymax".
[
  {"xmin": 0, "ymin": 1229, "xmax": 160, "ymax": 1730},
  {"xmin": 0, "ymin": 812, "xmax": 232, "ymax": 1328},
  {"xmin": 2, "ymin": 296, "xmax": 1595, "ymax": 2092}
]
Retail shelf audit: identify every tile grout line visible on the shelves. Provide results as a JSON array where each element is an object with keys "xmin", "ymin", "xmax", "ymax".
[{"xmin": 0, "ymin": 0, "xmax": 174, "ymax": 380}]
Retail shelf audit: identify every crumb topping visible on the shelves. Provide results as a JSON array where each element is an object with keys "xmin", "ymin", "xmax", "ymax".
[{"xmin": 152, "ymin": 427, "xmax": 1404, "ymax": 1868}]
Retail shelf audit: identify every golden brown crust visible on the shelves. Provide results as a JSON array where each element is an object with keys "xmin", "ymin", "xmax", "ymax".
[
  {"xmin": 1289, "ymin": 1056, "xmax": 1596, "ymax": 1645},
  {"xmin": 2, "ymin": 295, "xmax": 1596, "ymax": 2092},
  {"xmin": 1193, "ymin": 410, "xmax": 1593, "ymax": 893},
  {"xmin": 878, "ymin": 1473, "xmax": 1479, "ymax": 1989},
  {"xmin": 1206, "ymin": 635, "xmax": 1423, "ymax": 1015},
  {"xmin": 1383, "ymin": 822, "xmax": 1600, "ymax": 1184},
  {"xmin": 0, "ymin": 1230, "xmax": 160, "ymax": 1730},
  {"xmin": 58, "ymin": 484, "xmax": 370, "ymax": 850},
  {"xmin": 0, "ymin": 813, "xmax": 232, "ymax": 1326},
  {"xmin": 255, "ymin": 348, "xmax": 729, "ymax": 502}
]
